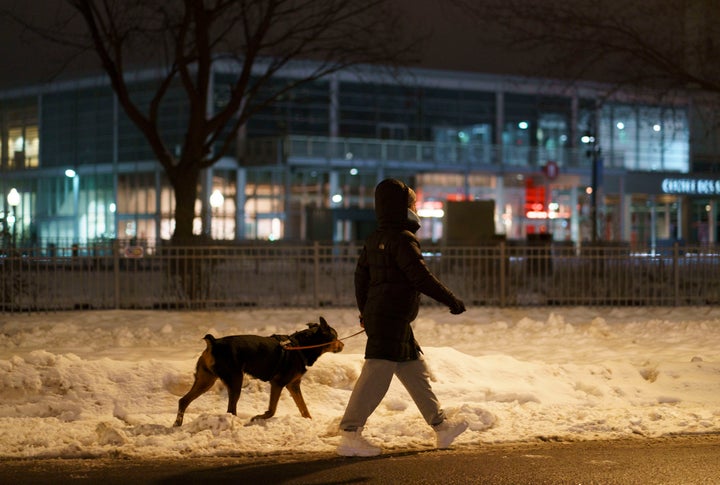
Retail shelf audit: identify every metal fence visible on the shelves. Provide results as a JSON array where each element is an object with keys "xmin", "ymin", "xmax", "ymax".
[{"xmin": 2, "ymin": 241, "xmax": 720, "ymax": 313}]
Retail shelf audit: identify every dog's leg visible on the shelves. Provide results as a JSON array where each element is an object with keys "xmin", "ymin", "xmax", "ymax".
[
  {"xmin": 251, "ymin": 381, "xmax": 284, "ymax": 420},
  {"xmin": 174, "ymin": 364, "xmax": 218, "ymax": 426},
  {"xmin": 286, "ymin": 375, "xmax": 312, "ymax": 419},
  {"xmin": 225, "ymin": 373, "xmax": 245, "ymax": 416}
]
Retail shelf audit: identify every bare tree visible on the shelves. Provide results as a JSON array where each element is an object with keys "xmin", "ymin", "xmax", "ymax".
[
  {"xmin": 453, "ymin": 0, "xmax": 720, "ymax": 96},
  {"xmin": 4, "ymin": 0, "xmax": 416, "ymax": 242}
]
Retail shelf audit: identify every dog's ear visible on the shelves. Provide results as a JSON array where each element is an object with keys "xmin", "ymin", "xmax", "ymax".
[
  {"xmin": 319, "ymin": 316, "xmax": 328, "ymax": 328},
  {"xmin": 307, "ymin": 322, "xmax": 319, "ymax": 330}
]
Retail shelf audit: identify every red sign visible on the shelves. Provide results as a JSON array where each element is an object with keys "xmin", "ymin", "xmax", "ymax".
[{"xmin": 524, "ymin": 179, "xmax": 546, "ymax": 218}]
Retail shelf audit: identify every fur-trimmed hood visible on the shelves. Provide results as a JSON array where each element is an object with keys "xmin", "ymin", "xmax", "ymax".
[{"xmin": 374, "ymin": 178, "xmax": 419, "ymax": 232}]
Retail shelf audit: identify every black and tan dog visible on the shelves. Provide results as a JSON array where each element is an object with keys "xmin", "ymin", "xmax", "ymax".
[{"xmin": 174, "ymin": 317, "xmax": 343, "ymax": 426}]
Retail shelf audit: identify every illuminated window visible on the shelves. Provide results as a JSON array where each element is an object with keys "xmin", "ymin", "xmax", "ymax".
[
  {"xmin": 24, "ymin": 126, "xmax": 39, "ymax": 167},
  {"xmin": 4, "ymin": 125, "xmax": 39, "ymax": 169}
]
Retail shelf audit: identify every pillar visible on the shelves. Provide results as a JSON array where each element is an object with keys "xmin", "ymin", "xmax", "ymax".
[
  {"xmin": 236, "ymin": 168, "xmax": 247, "ymax": 240},
  {"xmin": 200, "ymin": 168, "xmax": 212, "ymax": 237},
  {"xmin": 495, "ymin": 176, "xmax": 505, "ymax": 236}
]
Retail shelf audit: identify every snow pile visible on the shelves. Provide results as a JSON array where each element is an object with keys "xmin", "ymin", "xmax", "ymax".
[{"xmin": 0, "ymin": 306, "xmax": 718, "ymax": 458}]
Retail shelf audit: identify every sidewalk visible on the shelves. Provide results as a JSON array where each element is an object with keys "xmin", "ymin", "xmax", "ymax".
[{"xmin": 2, "ymin": 435, "xmax": 719, "ymax": 484}]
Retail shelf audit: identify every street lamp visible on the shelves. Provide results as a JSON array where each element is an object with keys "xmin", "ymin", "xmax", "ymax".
[
  {"xmin": 583, "ymin": 130, "xmax": 602, "ymax": 243},
  {"xmin": 7, "ymin": 188, "xmax": 20, "ymax": 249},
  {"xmin": 65, "ymin": 168, "xmax": 80, "ymax": 243}
]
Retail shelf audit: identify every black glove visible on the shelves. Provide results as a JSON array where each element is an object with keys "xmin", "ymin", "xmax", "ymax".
[{"xmin": 449, "ymin": 299, "xmax": 466, "ymax": 315}]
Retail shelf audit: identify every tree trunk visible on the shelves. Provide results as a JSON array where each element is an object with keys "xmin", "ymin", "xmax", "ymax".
[
  {"xmin": 168, "ymin": 165, "xmax": 209, "ymax": 306},
  {"xmin": 171, "ymin": 166, "xmax": 201, "ymax": 244}
]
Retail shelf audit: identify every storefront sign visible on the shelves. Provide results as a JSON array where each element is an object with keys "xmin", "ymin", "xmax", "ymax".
[{"xmin": 661, "ymin": 178, "xmax": 720, "ymax": 195}]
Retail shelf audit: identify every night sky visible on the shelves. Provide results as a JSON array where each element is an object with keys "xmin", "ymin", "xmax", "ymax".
[{"xmin": 0, "ymin": 0, "xmax": 535, "ymax": 91}]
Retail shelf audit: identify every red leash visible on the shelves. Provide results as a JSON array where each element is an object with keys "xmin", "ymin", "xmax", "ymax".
[{"xmin": 283, "ymin": 328, "xmax": 365, "ymax": 351}]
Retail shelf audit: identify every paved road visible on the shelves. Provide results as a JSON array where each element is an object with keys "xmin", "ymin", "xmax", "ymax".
[{"xmin": 1, "ymin": 434, "xmax": 719, "ymax": 484}]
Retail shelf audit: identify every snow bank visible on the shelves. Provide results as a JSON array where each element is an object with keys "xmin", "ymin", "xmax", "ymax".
[{"xmin": 0, "ymin": 306, "xmax": 718, "ymax": 458}]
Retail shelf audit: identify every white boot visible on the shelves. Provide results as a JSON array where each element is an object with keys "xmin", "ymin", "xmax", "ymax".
[
  {"xmin": 434, "ymin": 419, "xmax": 468, "ymax": 449},
  {"xmin": 336, "ymin": 427, "xmax": 382, "ymax": 457}
]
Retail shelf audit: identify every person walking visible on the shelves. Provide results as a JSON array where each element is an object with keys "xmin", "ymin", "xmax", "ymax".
[{"xmin": 337, "ymin": 178, "xmax": 468, "ymax": 457}]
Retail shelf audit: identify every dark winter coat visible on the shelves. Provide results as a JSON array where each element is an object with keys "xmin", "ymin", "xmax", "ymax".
[{"xmin": 355, "ymin": 178, "xmax": 464, "ymax": 362}]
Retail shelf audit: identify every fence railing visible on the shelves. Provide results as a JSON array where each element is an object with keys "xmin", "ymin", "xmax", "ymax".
[
  {"xmin": 245, "ymin": 135, "xmax": 633, "ymax": 171},
  {"xmin": 2, "ymin": 241, "xmax": 719, "ymax": 313}
]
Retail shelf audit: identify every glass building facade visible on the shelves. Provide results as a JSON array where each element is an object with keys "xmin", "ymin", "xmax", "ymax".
[{"xmin": 1, "ymin": 61, "xmax": 715, "ymax": 251}]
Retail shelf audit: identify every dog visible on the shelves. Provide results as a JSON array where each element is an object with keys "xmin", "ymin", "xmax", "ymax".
[{"xmin": 173, "ymin": 316, "xmax": 343, "ymax": 426}]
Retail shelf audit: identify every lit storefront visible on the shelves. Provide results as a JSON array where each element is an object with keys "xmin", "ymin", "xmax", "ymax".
[
  {"xmin": 606, "ymin": 173, "xmax": 720, "ymax": 246},
  {"xmin": 0, "ymin": 63, "xmax": 708, "ymax": 249}
]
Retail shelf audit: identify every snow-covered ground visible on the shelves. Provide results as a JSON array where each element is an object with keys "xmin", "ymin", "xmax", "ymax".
[{"xmin": 0, "ymin": 306, "xmax": 718, "ymax": 458}]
